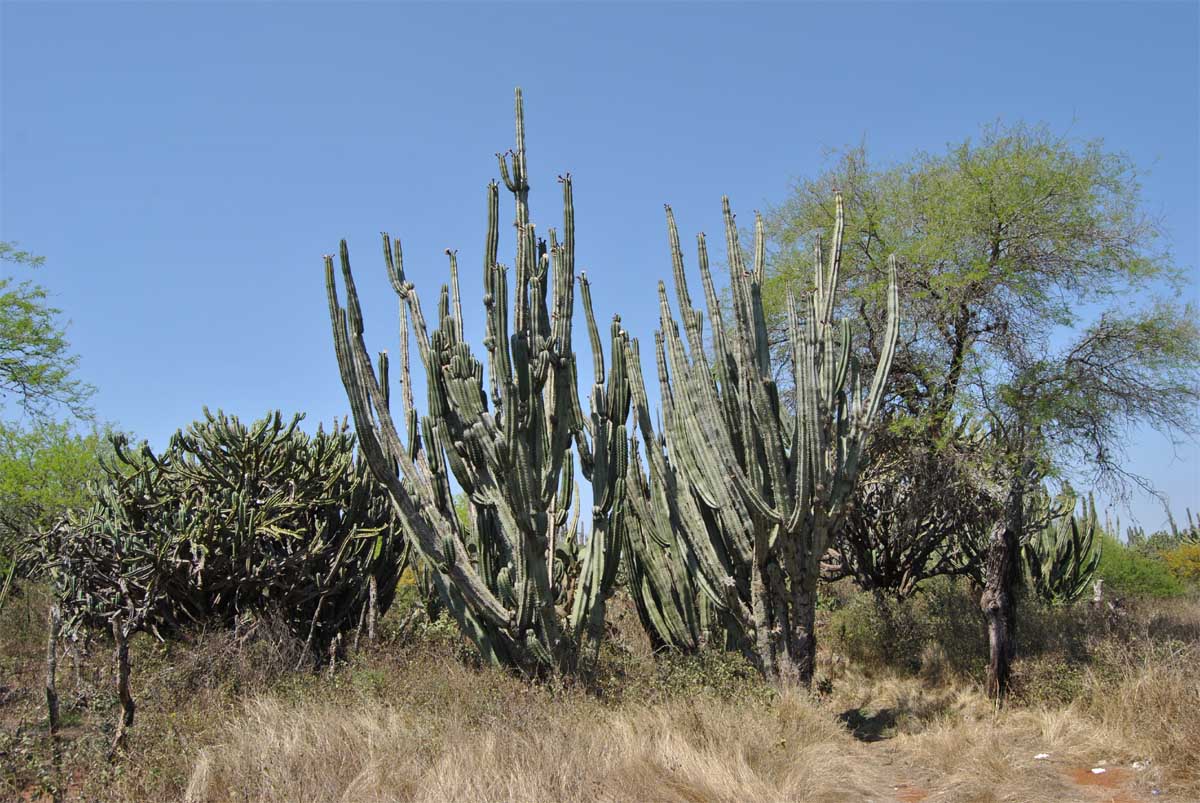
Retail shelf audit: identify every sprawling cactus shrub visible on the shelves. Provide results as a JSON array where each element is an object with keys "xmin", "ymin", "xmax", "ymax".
[
  {"xmin": 650, "ymin": 195, "xmax": 899, "ymax": 683},
  {"xmin": 325, "ymin": 89, "xmax": 628, "ymax": 673},
  {"xmin": 51, "ymin": 410, "xmax": 403, "ymax": 652},
  {"xmin": 1022, "ymin": 491, "xmax": 1102, "ymax": 605},
  {"xmin": 825, "ymin": 423, "xmax": 1000, "ymax": 598}
]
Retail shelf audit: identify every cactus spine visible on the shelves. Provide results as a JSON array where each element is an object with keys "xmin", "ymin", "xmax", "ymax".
[
  {"xmin": 325, "ymin": 89, "xmax": 626, "ymax": 672},
  {"xmin": 651, "ymin": 195, "xmax": 900, "ymax": 683}
]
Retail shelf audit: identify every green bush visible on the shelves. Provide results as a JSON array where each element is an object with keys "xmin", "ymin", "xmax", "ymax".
[
  {"xmin": 1162, "ymin": 543, "xmax": 1200, "ymax": 586},
  {"xmin": 1096, "ymin": 535, "xmax": 1185, "ymax": 598},
  {"xmin": 825, "ymin": 577, "xmax": 988, "ymax": 677}
]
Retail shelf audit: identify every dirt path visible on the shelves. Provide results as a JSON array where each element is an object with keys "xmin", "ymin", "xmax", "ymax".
[{"xmin": 852, "ymin": 734, "xmax": 1163, "ymax": 803}]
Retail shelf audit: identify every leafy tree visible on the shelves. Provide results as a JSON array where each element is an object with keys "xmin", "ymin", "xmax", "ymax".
[
  {"xmin": 1161, "ymin": 543, "xmax": 1200, "ymax": 586},
  {"xmin": 762, "ymin": 124, "xmax": 1180, "ymax": 432},
  {"xmin": 0, "ymin": 420, "xmax": 113, "ymax": 600},
  {"xmin": 0, "ymin": 242, "xmax": 94, "ymax": 419},
  {"xmin": 763, "ymin": 123, "xmax": 1200, "ymax": 699},
  {"xmin": 972, "ymin": 294, "xmax": 1197, "ymax": 697}
]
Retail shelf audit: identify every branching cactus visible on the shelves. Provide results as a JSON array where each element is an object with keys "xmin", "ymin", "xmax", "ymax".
[
  {"xmin": 52, "ymin": 411, "xmax": 403, "ymax": 649},
  {"xmin": 621, "ymin": 338, "xmax": 706, "ymax": 652},
  {"xmin": 1022, "ymin": 491, "xmax": 1102, "ymax": 605},
  {"xmin": 651, "ymin": 194, "xmax": 900, "ymax": 684},
  {"xmin": 325, "ymin": 89, "xmax": 627, "ymax": 673}
]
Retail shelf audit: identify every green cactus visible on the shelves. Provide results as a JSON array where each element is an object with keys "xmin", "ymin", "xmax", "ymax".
[
  {"xmin": 1168, "ymin": 507, "xmax": 1200, "ymax": 545},
  {"xmin": 620, "ymin": 337, "xmax": 706, "ymax": 652},
  {"xmin": 50, "ymin": 410, "xmax": 403, "ymax": 654},
  {"xmin": 647, "ymin": 194, "xmax": 900, "ymax": 683},
  {"xmin": 1022, "ymin": 491, "xmax": 1102, "ymax": 605},
  {"xmin": 325, "ymin": 89, "xmax": 627, "ymax": 673}
]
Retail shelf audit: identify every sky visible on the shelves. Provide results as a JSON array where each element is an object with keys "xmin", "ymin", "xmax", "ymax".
[{"xmin": 2, "ymin": 1, "xmax": 1197, "ymax": 532}]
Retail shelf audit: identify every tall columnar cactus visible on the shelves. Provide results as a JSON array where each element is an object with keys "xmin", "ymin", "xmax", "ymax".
[
  {"xmin": 620, "ymin": 338, "xmax": 705, "ymax": 651},
  {"xmin": 650, "ymin": 194, "xmax": 899, "ymax": 683},
  {"xmin": 1168, "ymin": 507, "xmax": 1200, "ymax": 545},
  {"xmin": 1022, "ymin": 491, "xmax": 1102, "ymax": 605},
  {"xmin": 325, "ymin": 89, "xmax": 627, "ymax": 673}
]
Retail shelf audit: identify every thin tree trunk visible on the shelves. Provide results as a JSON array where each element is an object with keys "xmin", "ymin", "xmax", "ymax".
[
  {"xmin": 70, "ymin": 631, "xmax": 82, "ymax": 689},
  {"xmin": 45, "ymin": 601, "xmax": 61, "ymax": 736},
  {"xmin": 873, "ymin": 588, "xmax": 898, "ymax": 665},
  {"xmin": 108, "ymin": 619, "xmax": 135, "ymax": 761},
  {"xmin": 367, "ymin": 575, "xmax": 378, "ymax": 642},
  {"xmin": 981, "ymin": 477, "xmax": 1023, "ymax": 702},
  {"xmin": 352, "ymin": 599, "xmax": 367, "ymax": 653}
]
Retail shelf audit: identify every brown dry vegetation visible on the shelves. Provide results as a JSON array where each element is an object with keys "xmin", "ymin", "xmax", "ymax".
[{"xmin": 2, "ymin": 583, "xmax": 1196, "ymax": 803}]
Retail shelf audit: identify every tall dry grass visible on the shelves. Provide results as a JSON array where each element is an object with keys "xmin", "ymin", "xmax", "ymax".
[
  {"xmin": 3, "ymin": 581, "xmax": 1196, "ymax": 803},
  {"xmin": 183, "ymin": 654, "xmax": 886, "ymax": 803}
]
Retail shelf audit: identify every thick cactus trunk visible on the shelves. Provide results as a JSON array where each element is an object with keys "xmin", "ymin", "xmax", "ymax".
[{"xmin": 786, "ymin": 566, "xmax": 820, "ymax": 685}]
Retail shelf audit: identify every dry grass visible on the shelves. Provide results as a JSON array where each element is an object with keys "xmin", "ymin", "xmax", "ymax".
[
  {"xmin": 3, "ymin": 583, "xmax": 1196, "ymax": 803},
  {"xmin": 184, "ymin": 683, "xmax": 884, "ymax": 803}
]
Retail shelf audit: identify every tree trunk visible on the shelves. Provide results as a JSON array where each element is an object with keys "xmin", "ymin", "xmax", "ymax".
[
  {"xmin": 981, "ymin": 477, "xmax": 1023, "ymax": 702},
  {"xmin": 108, "ymin": 619, "xmax": 135, "ymax": 761},
  {"xmin": 367, "ymin": 575, "xmax": 379, "ymax": 642},
  {"xmin": 45, "ymin": 601, "xmax": 60, "ymax": 736},
  {"xmin": 872, "ymin": 588, "xmax": 898, "ymax": 665}
]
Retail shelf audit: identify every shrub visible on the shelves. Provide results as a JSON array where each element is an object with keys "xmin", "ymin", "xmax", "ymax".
[
  {"xmin": 1095, "ymin": 535, "xmax": 1185, "ymax": 598},
  {"xmin": 52, "ymin": 409, "xmax": 406, "ymax": 655},
  {"xmin": 1161, "ymin": 543, "xmax": 1200, "ymax": 586}
]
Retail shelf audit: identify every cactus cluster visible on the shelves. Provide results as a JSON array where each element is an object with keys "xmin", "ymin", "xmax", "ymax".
[
  {"xmin": 325, "ymin": 90, "xmax": 627, "ymax": 673},
  {"xmin": 323, "ymin": 90, "xmax": 901, "ymax": 682},
  {"xmin": 645, "ymin": 195, "xmax": 900, "ymax": 682},
  {"xmin": 49, "ymin": 410, "xmax": 403, "ymax": 653},
  {"xmin": 621, "ymin": 339, "xmax": 706, "ymax": 651},
  {"xmin": 1021, "ymin": 490, "xmax": 1102, "ymax": 605}
]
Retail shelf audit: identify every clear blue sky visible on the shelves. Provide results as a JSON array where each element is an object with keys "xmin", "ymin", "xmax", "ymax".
[{"xmin": 2, "ymin": 2, "xmax": 1197, "ymax": 530}]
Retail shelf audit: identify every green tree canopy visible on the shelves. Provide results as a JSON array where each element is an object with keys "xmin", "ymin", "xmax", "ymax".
[
  {"xmin": 762, "ymin": 123, "xmax": 1190, "ymax": 439},
  {"xmin": 0, "ymin": 419, "xmax": 114, "ymax": 594},
  {"xmin": 1, "ymin": 241, "xmax": 94, "ymax": 420},
  {"xmin": 765, "ymin": 122, "xmax": 1200, "ymax": 700}
]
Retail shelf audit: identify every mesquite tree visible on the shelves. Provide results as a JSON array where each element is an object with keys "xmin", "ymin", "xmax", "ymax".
[
  {"xmin": 325, "ymin": 89, "xmax": 629, "ymax": 673},
  {"xmin": 651, "ymin": 194, "xmax": 899, "ymax": 684}
]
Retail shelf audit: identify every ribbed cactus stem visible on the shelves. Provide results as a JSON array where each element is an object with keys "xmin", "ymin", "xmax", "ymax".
[
  {"xmin": 1023, "ymin": 490, "xmax": 1103, "ymax": 605},
  {"xmin": 324, "ymin": 89, "xmax": 626, "ymax": 673},
  {"xmin": 646, "ymin": 192, "xmax": 900, "ymax": 684}
]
